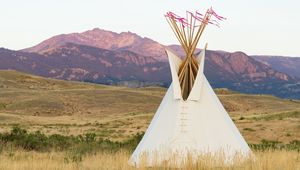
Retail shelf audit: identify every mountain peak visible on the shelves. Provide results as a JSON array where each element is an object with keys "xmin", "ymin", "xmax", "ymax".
[{"xmin": 23, "ymin": 28, "xmax": 166, "ymax": 60}]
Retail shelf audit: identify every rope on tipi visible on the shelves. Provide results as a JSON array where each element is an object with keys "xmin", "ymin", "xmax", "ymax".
[{"xmin": 165, "ymin": 7, "xmax": 226, "ymax": 100}]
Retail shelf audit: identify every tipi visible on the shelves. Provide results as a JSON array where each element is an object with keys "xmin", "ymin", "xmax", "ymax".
[{"xmin": 130, "ymin": 8, "xmax": 251, "ymax": 166}]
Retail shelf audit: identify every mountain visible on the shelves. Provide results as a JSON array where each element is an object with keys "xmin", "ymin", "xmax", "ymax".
[
  {"xmin": 204, "ymin": 51, "xmax": 300, "ymax": 98},
  {"xmin": 0, "ymin": 47, "xmax": 52, "ymax": 76},
  {"xmin": 1, "ymin": 44, "xmax": 170, "ymax": 87},
  {"xmin": 1, "ymin": 28, "xmax": 300, "ymax": 99},
  {"xmin": 252, "ymin": 55, "xmax": 300, "ymax": 79},
  {"xmin": 42, "ymin": 43, "xmax": 170, "ymax": 86},
  {"xmin": 23, "ymin": 28, "xmax": 167, "ymax": 61},
  {"xmin": 166, "ymin": 45, "xmax": 300, "ymax": 97}
]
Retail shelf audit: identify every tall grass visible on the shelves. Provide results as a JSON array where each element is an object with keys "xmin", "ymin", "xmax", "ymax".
[
  {"xmin": 0, "ymin": 127, "xmax": 299, "ymax": 169},
  {"xmin": 0, "ymin": 150, "xmax": 299, "ymax": 170}
]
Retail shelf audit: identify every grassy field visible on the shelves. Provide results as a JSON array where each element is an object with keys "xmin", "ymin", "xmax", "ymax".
[
  {"xmin": 0, "ymin": 70, "xmax": 300, "ymax": 169},
  {"xmin": 0, "ymin": 70, "xmax": 299, "ymax": 144},
  {"xmin": 0, "ymin": 150, "xmax": 299, "ymax": 170}
]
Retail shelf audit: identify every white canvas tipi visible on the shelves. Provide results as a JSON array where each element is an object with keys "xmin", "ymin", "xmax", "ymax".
[
  {"xmin": 129, "ymin": 9, "xmax": 251, "ymax": 166},
  {"xmin": 129, "ymin": 48, "xmax": 251, "ymax": 166}
]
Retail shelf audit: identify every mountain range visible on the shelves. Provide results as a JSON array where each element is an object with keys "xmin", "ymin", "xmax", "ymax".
[
  {"xmin": 252, "ymin": 55, "xmax": 300, "ymax": 79},
  {"xmin": 1, "ymin": 28, "xmax": 300, "ymax": 99}
]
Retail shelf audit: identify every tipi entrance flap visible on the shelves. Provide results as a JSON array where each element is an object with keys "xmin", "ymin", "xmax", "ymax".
[
  {"xmin": 166, "ymin": 46, "xmax": 207, "ymax": 101},
  {"xmin": 196, "ymin": 43, "xmax": 208, "ymax": 64},
  {"xmin": 187, "ymin": 45, "xmax": 207, "ymax": 101},
  {"xmin": 165, "ymin": 48, "xmax": 183, "ymax": 100}
]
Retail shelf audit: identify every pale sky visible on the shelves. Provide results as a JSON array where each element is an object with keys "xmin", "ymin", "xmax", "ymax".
[{"xmin": 0, "ymin": 0, "xmax": 299, "ymax": 56}]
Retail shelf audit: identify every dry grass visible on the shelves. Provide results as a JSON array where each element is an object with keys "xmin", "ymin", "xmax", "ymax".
[
  {"xmin": 0, "ymin": 150, "xmax": 299, "ymax": 170},
  {"xmin": 0, "ymin": 70, "xmax": 300, "ymax": 143},
  {"xmin": 0, "ymin": 71, "xmax": 300, "ymax": 169}
]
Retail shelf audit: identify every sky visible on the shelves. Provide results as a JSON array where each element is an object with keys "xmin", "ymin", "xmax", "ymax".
[{"xmin": 0, "ymin": 0, "xmax": 299, "ymax": 56}]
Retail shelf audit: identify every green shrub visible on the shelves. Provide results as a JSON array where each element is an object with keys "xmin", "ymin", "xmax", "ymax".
[
  {"xmin": 249, "ymin": 139, "xmax": 300, "ymax": 151},
  {"xmin": 20, "ymin": 131, "xmax": 49, "ymax": 151},
  {"xmin": 48, "ymin": 134, "xmax": 75, "ymax": 151},
  {"xmin": 0, "ymin": 103, "xmax": 6, "ymax": 109},
  {"xmin": 0, "ymin": 127, "xmax": 144, "ymax": 153},
  {"xmin": 286, "ymin": 140, "xmax": 300, "ymax": 151},
  {"xmin": 121, "ymin": 132, "xmax": 144, "ymax": 151},
  {"xmin": 239, "ymin": 116, "xmax": 245, "ymax": 120},
  {"xmin": 243, "ymin": 128, "xmax": 255, "ymax": 132},
  {"xmin": 1, "ymin": 127, "xmax": 299, "ymax": 155},
  {"xmin": 78, "ymin": 133, "xmax": 96, "ymax": 143}
]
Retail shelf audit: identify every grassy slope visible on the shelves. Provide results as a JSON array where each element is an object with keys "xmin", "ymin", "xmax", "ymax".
[{"xmin": 0, "ymin": 70, "xmax": 299, "ymax": 143}]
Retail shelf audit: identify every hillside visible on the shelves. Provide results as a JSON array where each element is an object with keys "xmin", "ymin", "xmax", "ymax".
[
  {"xmin": 253, "ymin": 55, "xmax": 300, "ymax": 79},
  {"xmin": 0, "ymin": 70, "xmax": 299, "ymax": 144},
  {"xmin": 1, "ymin": 44, "xmax": 170, "ymax": 86},
  {"xmin": 2, "ymin": 35, "xmax": 300, "ymax": 99}
]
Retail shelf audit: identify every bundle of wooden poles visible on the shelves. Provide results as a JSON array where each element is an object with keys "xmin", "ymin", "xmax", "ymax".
[{"xmin": 165, "ymin": 8, "xmax": 225, "ymax": 100}]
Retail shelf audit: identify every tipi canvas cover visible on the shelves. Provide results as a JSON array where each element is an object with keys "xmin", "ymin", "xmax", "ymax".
[{"xmin": 129, "ymin": 48, "xmax": 251, "ymax": 166}]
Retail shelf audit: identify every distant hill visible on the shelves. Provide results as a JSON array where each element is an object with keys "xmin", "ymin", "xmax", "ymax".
[
  {"xmin": 0, "ymin": 70, "xmax": 299, "ymax": 143},
  {"xmin": 253, "ymin": 55, "xmax": 300, "ymax": 79},
  {"xmin": 1, "ymin": 28, "xmax": 300, "ymax": 99}
]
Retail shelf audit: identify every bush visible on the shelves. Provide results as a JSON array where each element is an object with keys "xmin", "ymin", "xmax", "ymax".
[
  {"xmin": 243, "ymin": 128, "xmax": 255, "ymax": 132},
  {"xmin": 2, "ymin": 127, "xmax": 299, "ymax": 154},
  {"xmin": 48, "ymin": 134, "xmax": 75, "ymax": 151},
  {"xmin": 0, "ymin": 127, "xmax": 144, "ymax": 153},
  {"xmin": 122, "ymin": 132, "xmax": 144, "ymax": 151},
  {"xmin": 286, "ymin": 140, "xmax": 300, "ymax": 151},
  {"xmin": 78, "ymin": 133, "xmax": 96, "ymax": 143},
  {"xmin": 20, "ymin": 131, "xmax": 49, "ymax": 151},
  {"xmin": 249, "ymin": 139, "xmax": 300, "ymax": 151}
]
